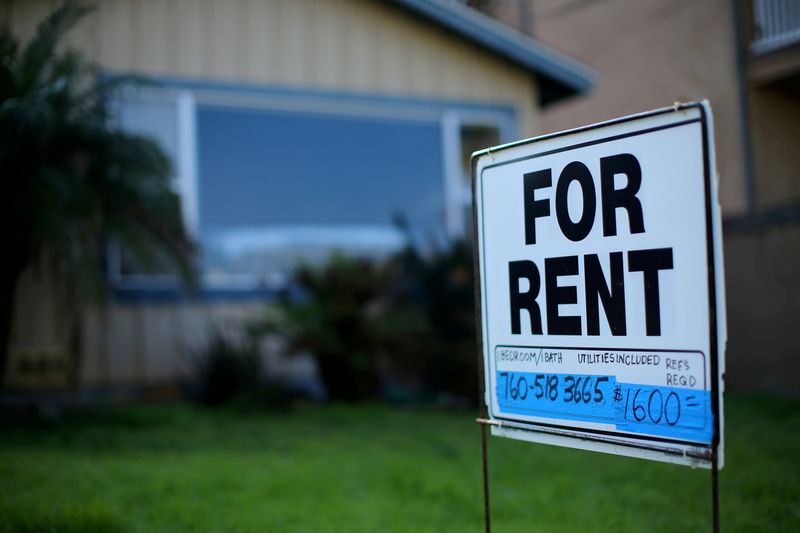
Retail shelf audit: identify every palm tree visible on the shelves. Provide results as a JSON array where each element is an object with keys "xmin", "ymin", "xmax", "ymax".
[{"xmin": 0, "ymin": 1, "xmax": 195, "ymax": 387}]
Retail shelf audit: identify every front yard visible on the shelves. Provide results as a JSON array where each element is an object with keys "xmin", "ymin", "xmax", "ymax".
[{"xmin": 1, "ymin": 393, "xmax": 798, "ymax": 532}]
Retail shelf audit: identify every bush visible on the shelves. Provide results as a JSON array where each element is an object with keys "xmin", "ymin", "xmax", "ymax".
[
  {"xmin": 259, "ymin": 255, "xmax": 427, "ymax": 402},
  {"xmin": 190, "ymin": 333, "xmax": 262, "ymax": 406},
  {"xmin": 389, "ymin": 239, "xmax": 479, "ymax": 403},
  {"xmin": 257, "ymin": 240, "xmax": 480, "ymax": 405}
]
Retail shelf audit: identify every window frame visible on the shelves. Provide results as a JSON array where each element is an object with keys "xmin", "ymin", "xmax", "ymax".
[
  {"xmin": 441, "ymin": 110, "xmax": 516, "ymax": 236},
  {"xmin": 109, "ymin": 77, "xmax": 517, "ymax": 299},
  {"xmin": 107, "ymin": 87, "xmax": 198, "ymax": 289}
]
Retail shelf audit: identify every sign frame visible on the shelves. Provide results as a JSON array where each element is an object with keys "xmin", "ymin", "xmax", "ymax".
[{"xmin": 471, "ymin": 102, "xmax": 726, "ymax": 469}]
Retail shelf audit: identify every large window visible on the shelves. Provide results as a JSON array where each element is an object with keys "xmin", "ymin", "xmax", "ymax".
[
  {"xmin": 112, "ymin": 82, "xmax": 515, "ymax": 294},
  {"xmin": 197, "ymin": 106, "xmax": 444, "ymax": 286}
]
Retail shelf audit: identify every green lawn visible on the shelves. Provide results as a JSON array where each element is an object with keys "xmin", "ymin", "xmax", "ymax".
[{"xmin": 1, "ymin": 393, "xmax": 798, "ymax": 532}]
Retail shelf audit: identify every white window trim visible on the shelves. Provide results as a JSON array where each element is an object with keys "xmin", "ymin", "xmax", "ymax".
[
  {"xmin": 176, "ymin": 91, "xmax": 199, "ymax": 236},
  {"xmin": 110, "ymin": 83, "xmax": 517, "ymax": 289},
  {"xmin": 441, "ymin": 110, "xmax": 516, "ymax": 238}
]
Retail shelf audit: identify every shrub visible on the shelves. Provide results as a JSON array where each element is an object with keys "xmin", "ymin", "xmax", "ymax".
[
  {"xmin": 390, "ymin": 239, "xmax": 479, "ymax": 403},
  {"xmin": 258, "ymin": 239, "xmax": 480, "ymax": 404},
  {"xmin": 190, "ymin": 332, "xmax": 262, "ymax": 406},
  {"xmin": 260, "ymin": 255, "xmax": 427, "ymax": 402}
]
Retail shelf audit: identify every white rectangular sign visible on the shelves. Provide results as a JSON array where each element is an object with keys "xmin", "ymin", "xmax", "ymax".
[{"xmin": 472, "ymin": 103, "xmax": 726, "ymax": 468}]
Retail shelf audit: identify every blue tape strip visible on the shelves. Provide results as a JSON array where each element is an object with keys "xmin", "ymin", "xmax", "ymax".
[
  {"xmin": 497, "ymin": 372, "xmax": 616, "ymax": 423},
  {"xmin": 495, "ymin": 371, "xmax": 712, "ymax": 444},
  {"xmin": 613, "ymin": 383, "xmax": 711, "ymax": 443}
]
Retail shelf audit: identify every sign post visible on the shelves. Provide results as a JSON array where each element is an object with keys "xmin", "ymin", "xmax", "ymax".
[{"xmin": 472, "ymin": 102, "xmax": 726, "ymax": 530}]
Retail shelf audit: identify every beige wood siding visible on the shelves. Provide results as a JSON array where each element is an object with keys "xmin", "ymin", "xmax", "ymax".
[
  {"xmin": 2, "ymin": 0, "xmax": 540, "ymax": 134},
  {"xmin": 75, "ymin": 301, "xmax": 268, "ymax": 387}
]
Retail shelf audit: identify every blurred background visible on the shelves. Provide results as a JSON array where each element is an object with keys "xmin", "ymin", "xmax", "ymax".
[{"xmin": 1, "ymin": 1, "xmax": 798, "ymax": 531}]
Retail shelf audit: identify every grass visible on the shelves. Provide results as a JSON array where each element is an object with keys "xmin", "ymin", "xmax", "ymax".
[{"xmin": 0, "ymin": 393, "xmax": 798, "ymax": 532}]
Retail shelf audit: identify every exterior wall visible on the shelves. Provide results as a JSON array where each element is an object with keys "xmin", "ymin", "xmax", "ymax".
[
  {"xmin": 723, "ymin": 221, "xmax": 800, "ymax": 395},
  {"xmin": 465, "ymin": 0, "xmax": 533, "ymax": 36},
  {"xmin": 6, "ymin": 264, "xmax": 73, "ymax": 390},
  {"xmin": 79, "ymin": 301, "xmax": 260, "ymax": 387},
  {"xmin": 529, "ymin": 0, "xmax": 748, "ymax": 216},
  {"xmin": 79, "ymin": 300, "xmax": 317, "ymax": 390},
  {"xmin": 2, "ymin": 0, "xmax": 546, "ymax": 389},
  {"xmin": 748, "ymin": 85, "xmax": 800, "ymax": 210},
  {"xmin": 2, "ymin": 0, "xmax": 540, "ymax": 135}
]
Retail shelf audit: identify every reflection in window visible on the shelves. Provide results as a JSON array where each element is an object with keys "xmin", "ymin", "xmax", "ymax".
[{"xmin": 196, "ymin": 106, "xmax": 444, "ymax": 287}]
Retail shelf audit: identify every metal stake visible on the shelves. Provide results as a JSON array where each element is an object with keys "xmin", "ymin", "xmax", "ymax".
[
  {"xmin": 480, "ymin": 417, "xmax": 491, "ymax": 533},
  {"xmin": 712, "ymin": 443, "xmax": 719, "ymax": 533}
]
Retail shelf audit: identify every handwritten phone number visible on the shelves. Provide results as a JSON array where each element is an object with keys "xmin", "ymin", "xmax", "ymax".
[{"xmin": 499, "ymin": 371, "xmax": 609, "ymax": 404}]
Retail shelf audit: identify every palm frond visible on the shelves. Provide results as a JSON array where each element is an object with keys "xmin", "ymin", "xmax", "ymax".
[
  {"xmin": 2, "ymin": 0, "xmax": 195, "ymax": 291},
  {"xmin": 19, "ymin": 1, "xmax": 94, "ymax": 91},
  {"xmin": 0, "ymin": 29, "xmax": 19, "ymax": 100}
]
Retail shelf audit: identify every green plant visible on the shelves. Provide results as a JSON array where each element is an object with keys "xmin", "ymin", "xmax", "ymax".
[
  {"xmin": 260, "ymin": 255, "xmax": 424, "ymax": 402},
  {"xmin": 259, "ymin": 241, "xmax": 479, "ymax": 404},
  {"xmin": 0, "ymin": 2, "xmax": 194, "ymax": 387},
  {"xmin": 190, "ymin": 332, "xmax": 262, "ymax": 407},
  {"xmin": 392, "ymin": 239, "xmax": 479, "ymax": 402}
]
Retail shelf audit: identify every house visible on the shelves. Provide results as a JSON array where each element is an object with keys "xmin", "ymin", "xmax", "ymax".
[
  {"xmin": 473, "ymin": 0, "xmax": 799, "ymax": 394},
  {"xmin": 1, "ymin": 0, "xmax": 592, "ymax": 395}
]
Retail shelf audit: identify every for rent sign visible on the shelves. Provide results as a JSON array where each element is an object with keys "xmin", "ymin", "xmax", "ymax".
[{"xmin": 472, "ymin": 103, "xmax": 726, "ymax": 467}]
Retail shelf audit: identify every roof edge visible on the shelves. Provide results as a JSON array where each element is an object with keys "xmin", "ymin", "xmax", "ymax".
[{"xmin": 387, "ymin": 0, "xmax": 595, "ymax": 105}]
